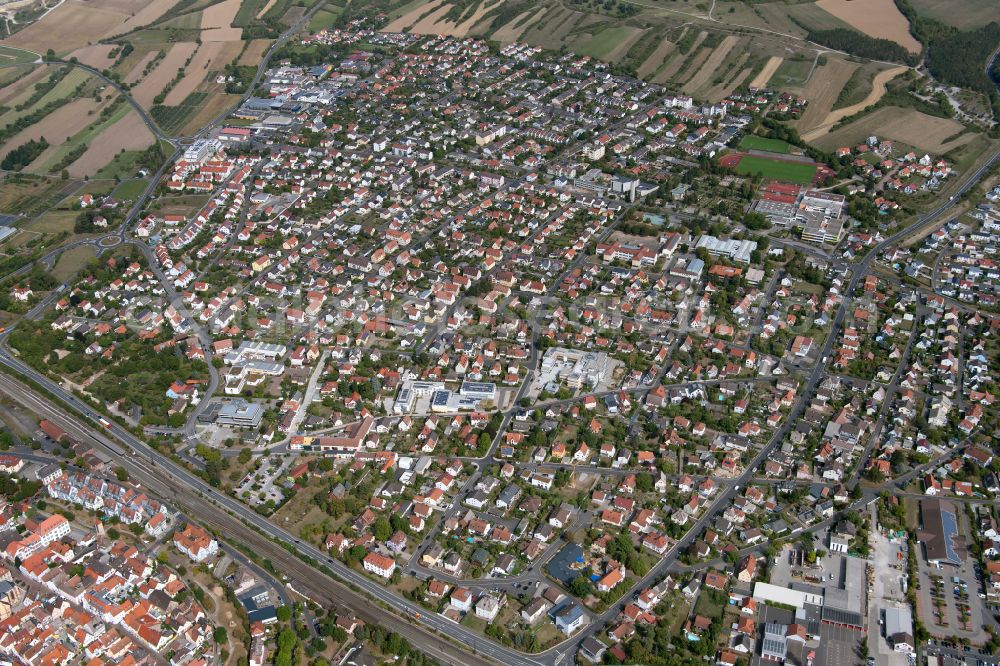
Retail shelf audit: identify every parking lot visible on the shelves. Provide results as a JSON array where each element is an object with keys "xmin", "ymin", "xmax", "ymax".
[{"xmin": 915, "ymin": 536, "xmax": 989, "ymax": 644}]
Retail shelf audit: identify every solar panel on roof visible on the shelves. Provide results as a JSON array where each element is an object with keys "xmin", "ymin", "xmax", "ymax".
[{"xmin": 941, "ymin": 508, "xmax": 962, "ymax": 564}]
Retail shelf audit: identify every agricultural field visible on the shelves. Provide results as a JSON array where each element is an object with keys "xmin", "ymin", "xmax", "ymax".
[
  {"xmin": 201, "ymin": 0, "xmax": 243, "ymax": 41},
  {"xmin": 812, "ymin": 106, "xmax": 979, "ymax": 155},
  {"xmin": 790, "ymin": 56, "xmax": 858, "ymax": 133},
  {"xmin": 814, "ymin": 0, "xmax": 920, "ymax": 53},
  {"xmin": 802, "ymin": 65, "xmax": 907, "ymax": 142},
  {"xmin": 905, "ymin": 0, "xmax": 998, "ymax": 30},
  {"xmin": 105, "ymin": 0, "xmax": 183, "ymax": 38},
  {"xmin": 64, "ymin": 109, "xmax": 156, "ymax": 177},
  {"xmin": 5, "ymin": 0, "xmax": 136, "ymax": 54},
  {"xmin": 749, "ymin": 55, "xmax": 782, "ymax": 90},
  {"xmin": 66, "ymin": 44, "xmax": 118, "ymax": 70},
  {"xmin": 0, "ymin": 98, "xmax": 105, "ymax": 163},
  {"xmin": 733, "ymin": 155, "xmax": 818, "ymax": 184},
  {"xmin": 129, "ymin": 42, "xmax": 199, "ymax": 107}
]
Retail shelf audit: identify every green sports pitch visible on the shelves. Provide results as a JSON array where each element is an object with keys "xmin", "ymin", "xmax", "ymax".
[{"xmin": 734, "ymin": 156, "xmax": 817, "ymax": 184}]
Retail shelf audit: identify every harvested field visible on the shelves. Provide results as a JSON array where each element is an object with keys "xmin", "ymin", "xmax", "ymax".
[
  {"xmin": 105, "ymin": 0, "xmax": 180, "ymax": 37},
  {"xmin": 67, "ymin": 44, "xmax": 117, "ymax": 70},
  {"xmin": 382, "ymin": 0, "xmax": 437, "ymax": 32},
  {"xmin": 239, "ymin": 39, "xmax": 271, "ymax": 66},
  {"xmin": 749, "ymin": 55, "xmax": 782, "ymax": 89},
  {"xmin": 201, "ymin": 0, "xmax": 243, "ymax": 41},
  {"xmin": 793, "ymin": 56, "xmax": 857, "ymax": 134},
  {"xmin": 66, "ymin": 110, "xmax": 155, "ymax": 177},
  {"xmin": 0, "ymin": 68, "xmax": 90, "ymax": 127},
  {"xmin": 406, "ymin": 2, "xmax": 450, "ymax": 33},
  {"xmin": 0, "ymin": 65, "xmax": 48, "ymax": 106},
  {"xmin": 122, "ymin": 51, "xmax": 159, "ymax": 85},
  {"xmin": 403, "ymin": 0, "xmax": 499, "ymax": 37},
  {"xmin": 676, "ymin": 46, "xmax": 711, "ymax": 85},
  {"xmin": 683, "ymin": 35, "xmax": 738, "ymax": 94},
  {"xmin": 637, "ymin": 38, "xmax": 673, "ymax": 80},
  {"xmin": 522, "ymin": 9, "xmax": 581, "ymax": 50},
  {"xmin": 177, "ymin": 92, "xmax": 238, "ymax": 135},
  {"xmin": 0, "ymin": 97, "xmax": 102, "ymax": 161},
  {"xmin": 6, "ymin": 0, "xmax": 129, "ymax": 54},
  {"xmin": 814, "ymin": 0, "xmax": 920, "ymax": 53},
  {"xmin": 801, "ymin": 65, "xmax": 907, "ymax": 141},
  {"xmin": 450, "ymin": 0, "xmax": 500, "ymax": 36},
  {"xmin": 164, "ymin": 40, "xmax": 240, "ymax": 105},
  {"xmin": 812, "ymin": 106, "xmax": 975, "ymax": 154},
  {"xmin": 654, "ymin": 29, "xmax": 704, "ymax": 84},
  {"xmin": 704, "ymin": 64, "xmax": 751, "ymax": 103},
  {"xmin": 492, "ymin": 8, "xmax": 546, "ymax": 43},
  {"xmin": 130, "ymin": 42, "xmax": 198, "ymax": 107}
]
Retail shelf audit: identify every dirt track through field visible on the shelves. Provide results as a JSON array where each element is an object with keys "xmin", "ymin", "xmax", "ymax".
[
  {"xmin": 794, "ymin": 57, "xmax": 857, "ymax": 134},
  {"xmin": 256, "ymin": 0, "xmax": 277, "ymax": 18},
  {"xmin": 812, "ymin": 106, "xmax": 972, "ymax": 154},
  {"xmin": 816, "ymin": 0, "xmax": 921, "ymax": 53},
  {"xmin": 801, "ymin": 66, "xmax": 907, "ymax": 142},
  {"xmin": 66, "ymin": 110, "xmax": 155, "ymax": 177},
  {"xmin": 749, "ymin": 56, "xmax": 782, "ymax": 89}
]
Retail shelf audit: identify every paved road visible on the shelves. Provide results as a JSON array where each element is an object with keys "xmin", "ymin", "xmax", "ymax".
[{"xmin": 0, "ymin": 361, "xmax": 535, "ymax": 666}]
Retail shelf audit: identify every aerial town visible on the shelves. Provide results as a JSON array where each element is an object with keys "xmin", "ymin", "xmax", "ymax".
[{"xmin": 0, "ymin": 1, "xmax": 998, "ymax": 666}]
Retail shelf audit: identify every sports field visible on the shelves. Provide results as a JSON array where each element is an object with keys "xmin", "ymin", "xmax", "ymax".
[
  {"xmin": 738, "ymin": 136, "xmax": 791, "ymax": 154},
  {"xmin": 734, "ymin": 156, "xmax": 817, "ymax": 184}
]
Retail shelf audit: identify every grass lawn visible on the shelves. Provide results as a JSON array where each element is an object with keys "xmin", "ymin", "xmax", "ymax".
[
  {"xmin": 770, "ymin": 56, "xmax": 813, "ymax": 87},
  {"xmin": 735, "ymin": 156, "xmax": 816, "ymax": 184},
  {"xmin": 460, "ymin": 613, "xmax": 488, "ymax": 632},
  {"xmin": 693, "ymin": 590, "xmax": 725, "ymax": 619},
  {"xmin": 739, "ymin": 135, "xmax": 791, "ymax": 154},
  {"xmin": 0, "ymin": 45, "xmax": 40, "ymax": 64},
  {"xmin": 23, "ymin": 210, "xmax": 78, "ymax": 234},
  {"xmin": 578, "ymin": 27, "xmax": 637, "ymax": 60},
  {"xmin": 111, "ymin": 179, "xmax": 149, "ymax": 200},
  {"xmin": 51, "ymin": 245, "xmax": 96, "ymax": 282},
  {"xmin": 308, "ymin": 4, "xmax": 343, "ymax": 31}
]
